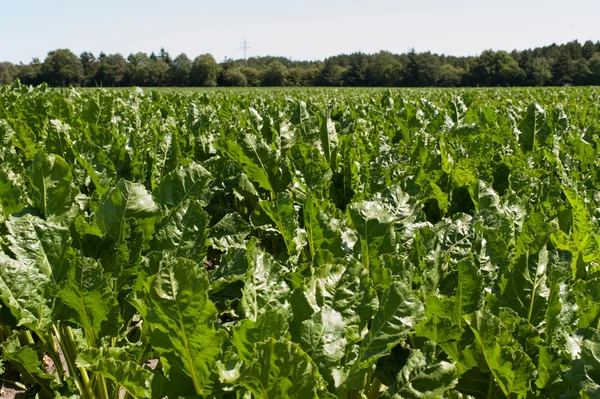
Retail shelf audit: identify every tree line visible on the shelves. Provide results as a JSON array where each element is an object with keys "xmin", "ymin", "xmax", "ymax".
[{"xmin": 1, "ymin": 40, "xmax": 600, "ymax": 87}]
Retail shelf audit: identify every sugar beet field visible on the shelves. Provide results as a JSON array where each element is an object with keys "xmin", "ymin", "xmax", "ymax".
[{"xmin": 0, "ymin": 82, "xmax": 599, "ymax": 399}]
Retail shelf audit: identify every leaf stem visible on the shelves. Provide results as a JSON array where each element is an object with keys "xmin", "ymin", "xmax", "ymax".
[
  {"xmin": 487, "ymin": 373, "xmax": 494, "ymax": 399},
  {"xmin": 0, "ymin": 377, "xmax": 28, "ymax": 390},
  {"xmin": 96, "ymin": 374, "xmax": 110, "ymax": 399},
  {"xmin": 36, "ymin": 331, "xmax": 66, "ymax": 379},
  {"xmin": 54, "ymin": 324, "xmax": 94, "ymax": 399},
  {"xmin": 21, "ymin": 330, "xmax": 35, "ymax": 345},
  {"xmin": 367, "ymin": 376, "xmax": 382, "ymax": 399}
]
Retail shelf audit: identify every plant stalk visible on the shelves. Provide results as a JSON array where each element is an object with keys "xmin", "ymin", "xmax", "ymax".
[
  {"xmin": 36, "ymin": 331, "xmax": 66, "ymax": 380},
  {"xmin": 367, "ymin": 376, "xmax": 382, "ymax": 399},
  {"xmin": 0, "ymin": 377, "xmax": 28, "ymax": 390}
]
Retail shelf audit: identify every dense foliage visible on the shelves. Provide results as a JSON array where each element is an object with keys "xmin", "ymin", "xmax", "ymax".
[
  {"xmin": 0, "ymin": 82, "xmax": 599, "ymax": 399},
  {"xmin": 2, "ymin": 39, "xmax": 600, "ymax": 87}
]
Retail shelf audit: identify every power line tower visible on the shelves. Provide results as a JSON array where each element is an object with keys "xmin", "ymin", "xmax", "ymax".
[{"xmin": 240, "ymin": 37, "xmax": 251, "ymax": 60}]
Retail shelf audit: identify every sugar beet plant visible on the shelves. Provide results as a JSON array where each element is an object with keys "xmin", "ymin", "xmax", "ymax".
[{"xmin": 0, "ymin": 81, "xmax": 599, "ymax": 398}]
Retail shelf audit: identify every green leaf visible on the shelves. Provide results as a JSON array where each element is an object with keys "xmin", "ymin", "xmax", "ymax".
[
  {"xmin": 464, "ymin": 311, "xmax": 535, "ymax": 398},
  {"xmin": 235, "ymin": 338, "xmax": 328, "ymax": 399},
  {"xmin": 6, "ymin": 212, "xmax": 73, "ymax": 283},
  {"xmin": 318, "ymin": 114, "xmax": 338, "ymax": 169},
  {"xmin": 300, "ymin": 306, "xmax": 347, "ymax": 383},
  {"xmin": 568, "ymin": 333, "xmax": 600, "ymax": 398},
  {"xmin": 231, "ymin": 310, "xmax": 289, "ymax": 361},
  {"xmin": 416, "ymin": 260, "xmax": 483, "ymax": 344},
  {"xmin": 386, "ymin": 343, "xmax": 458, "ymax": 399},
  {"xmin": 518, "ymin": 103, "xmax": 550, "ymax": 152},
  {"xmin": 348, "ymin": 201, "xmax": 395, "ymax": 271},
  {"xmin": 454, "ymin": 260, "xmax": 484, "ymax": 324},
  {"xmin": 215, "ymin": 133, "xmax": 288, "ymax": 193},
  {"xmin": 96, "ymin": 179, "xmax": 159, "ymax": 242},
  {"xmin": 0, "ymin": 167, "xmax": 25, "ymax": 218},
  {"xmin": 56, "ymin": 254, "xmax": 121, "ymax": 344},
  {"xmin": 154, "ymin": 162, "xmax": 213, "ymax": 208},
  {"xmin": 240, "ymin": 241, "xmax": 291, "ymax": 321},
  {"xmin": 208, "ymin": 212, "xmax": 251, "ymax": 251},
  {"xmin": 303, "ymin": 194, "xmax": 354, "ymax": 260},
  {"xmin": 291, "ymin": 261, "xmax": 378, "ymax": 342},
  {"xmin": 498, "ymin": 245, "xmax": 551, "ymax": 327},
  {"xmin": 253, "ymin": 192, "xmax": 307, "ymax": 261},
  {"xmin": 151, "ymin": 199, "xmax": 209, "ymax": 260},
  {"xmin": 145, "ymin": 256, "xmax": 226, "ymax": 396},
  {"xmin": 545, "ymin": 250, "xmax": 578, "ymax": 347},
  {"xmin": 288, "ymin": 143, "xmax": 332, "ymax": 190},
  {"xmin": 360, "ymin": 281, "xmax": 424, "ymax": 366},
  {"xmin": 0, "ymin": 253, "xmax": 53, "ymax": 331},
  {"xmin": 28, "ymin": 149, "xmax": 74, "ymax": 217},
  {"xmin": 77, "ymin": 347, "xmax": 158, "ymax": 399},
  {"xmin": 151, "ymin": 132, "xmax": 181, "ymax": 189},
  {"xmin": 1, "ymin": 335, "xmax": 55, "ymax": 398}
]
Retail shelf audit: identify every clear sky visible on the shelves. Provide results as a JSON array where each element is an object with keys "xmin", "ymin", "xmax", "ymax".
[{"xmin": 2, "ymin": 0, "xmax": 599, "ymax": 63}]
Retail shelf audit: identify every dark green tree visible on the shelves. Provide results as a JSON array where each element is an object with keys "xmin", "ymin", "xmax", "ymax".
[
  {"xmin": 317, "ymin": 58, "xmax": 345, "ymax": 86},
  {"xmin": 551, "ymin": 48, "xmax": 574, "ymax": 85},
  {"xmin": 159, "ymin": 48, "xmax": 172, "ymax": 66},
  {"xmin": 565, "ymin": 40, "xmax": 583, "ymax": 59},
  {"xmin": 190, "ymin": 54, "xmax": 218, "ymax": 87},
  {"xmin": 261, "ymin": 61, "xmax": 288, "ymax": 86},
  {"xmin": 437, "ymin": 64, "xmax": 463, "ymax": 87},
  {"xmin": 127, "ymin": 52, "xmax": 151, "ymax": 86},
  {"xmin": 343, "ymin": 52, "xmax": 369, "ymax": 86},
  {"xmin": 96, "ymin": 53, "xmax": 128, "ymax": 86},
  {"xmin": 465, "ymin": 50, "xmax": 523, "ymax": 86},
  {"xmin": 582, "ymin": 40, "xmax": 596, "ymax": 59},
  {"xmin": 0, "ymin": 62, "xmax": 18, "ymax": 85},
  {"xmin": 367, "ymin": 51, "xmax": 404, "ymax": 86},
  {"xmin": 588, "ymin": 53, "xmax": 600, "ymax": 85},
  {"xmin": 170, "ymin": 53, "xmax": 192, "ymax": 86},
  {"xmin": 80, "ymin": 52, "xmax": 99, "ymax": 87},
  {"xmin": 572, "ymin": 58, "xmax": 591, "ymax": 85},
  {"xmin": 404, "ymin": 51, "xmax": 441, "ymax": 86},
  {"xmin": 146, "ymin": 57, "xmax": 169, "ymax": 86},
  {"xmin": 41, "ymin": 49, "xmax": 84, "ymax": 86},
  {"xmin": 524, "ymin": 57, "xmax": 552, "ymax": 86},
  {"xmin": 286, "ymin": 68, "xmax": 303, "ymax": 86},
  {"xmin": 222, "ymin": 68, "xmax": 247, "ymax": 86},
  {"xmin": 18, "ymin": 58, "xmax": 43, "ymax": 85},
  {"xmin": 239, "ymin": 67, "xmax": 261, "ymax": 86}
]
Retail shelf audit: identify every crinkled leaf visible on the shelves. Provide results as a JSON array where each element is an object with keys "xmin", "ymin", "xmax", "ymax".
[
  {"xmin": 360, "ymin": 281, "xmax": 424, "ymax": 366},
  {"xmin": 151, "ymin": 199, "xmax": 209, "ymax": 260},
  {"xmin": 348, "ymin": 201, "xmax": 395, "ymax": 270},
  {"xmin": 145, "ymin": 256, "xmax": 227, "ymax": 396},
  {"xmin": 288, "ymin": 143, "xmax": 332, "ymax": 190},
  {"xmin": 386, "ymin": 343, "xmax": 458, "ymax": 399},
  {"xmin": 234, "ymin": 338, "xmax": 328, "ymax": 399},
  {"xmin": 0, "ymin": 167, "xmax": 25, "ymax": 218},
  {"xmin": 231, "ymin": 310, "xmax": 289, "ymax": 361},
  {"xmin": 154, "ymin": 162, "xmax": 213, "ymax": 208},
  {"xmin": 96, "ymin": 179, "xmax": 159, "ymax": 242},
  {"xmin": 464, "ymin": 311, "xmax": 535, "ymax": 398},
  {"xmin": 518, "ymin": 103, "xmax": 550, "ymax": 152},
  {"xmin": 6, "ymin": 212, "xmax": 74, "ymax": 283},
  {"xmin": 304, "ymin": 194, "xmax": 355, "ymax": 259},
  {"xmin": 0, "ymin": 253, "xmax": 53, "ymax": 331},
  {"xmin": 240, "ymin": 240, "xmax": 291, "ymax": 321},
  {"xmin": 252, "ymin": 192, "xmax": 307, "ymax": 262},
  {"xmin": 77, "ymin": 347, "xmax": 158, "ymax": 399},
  {"xmin": 56, "ymin": 254, "xmax": 121, "ymax": 344},
  {"xmin": 28, "ymin": 149, "xmax": 74, "ymax": 217},
  {"xmin": 208, "ymin": 212, "xmax": 251, "ymax": 251}
]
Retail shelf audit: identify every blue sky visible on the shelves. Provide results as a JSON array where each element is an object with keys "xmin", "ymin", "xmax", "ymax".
[{"xmin": 3, "ymin": 0, "xmax": 599, "ymax": 63}]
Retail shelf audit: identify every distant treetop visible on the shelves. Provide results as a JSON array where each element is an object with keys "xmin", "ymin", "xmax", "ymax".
[{"xmin": 1, "ymin": 40, "xmax": 600, "ymax": 87}]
